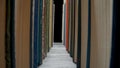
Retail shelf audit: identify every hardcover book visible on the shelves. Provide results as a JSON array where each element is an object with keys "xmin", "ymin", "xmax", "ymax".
[
  {"xmin": 14, "ymin": 0, "xmax": 31, "ymax": 68},
  {"xmin": 0, "ymin": 0, "xmax": 6, "ymax": 68},
  {"xmin": 90, "ymin": 0, "xmax": 113, "ymax": 68}
]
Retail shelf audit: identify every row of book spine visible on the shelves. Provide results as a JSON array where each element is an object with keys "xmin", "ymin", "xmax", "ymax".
[
  {"xmin": 64, "ymin": 0, "xmax": 120, "ymax": 68},
  {"xmin": 0, "ymin": 0, "xmax": 54, "ymax": 68}
]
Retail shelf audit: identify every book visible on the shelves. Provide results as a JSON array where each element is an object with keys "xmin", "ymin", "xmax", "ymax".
[
  {"xmin": 30, "ymin": 0, "xmax": 34, "ymax": 68},
  {"xmin": 110, "ymin": 0, "xmax": 120, "ymax": 67},
  {"xmin": 77, "ymin": 0, "xmax": 82, "ymax": 67},
  {"xmin": 80, "ymin": 0, "xmax": 89, "ymax": 67},
  {"xmin": 73, "ymin": 0, "xmax": 79, "ymax": 63},
  {"xmin": 70, "ymin": 0, "xmax": 75, "ymax": 58},
  {"xmin": 62, "ymin": 3, "xmax": 66, "ymax": 45},
  {"xmin": 38, "ymin": 0, "xmax": 43, "ymax": 66},
  {"xmin": 43, "ymin": 0, "xmax": 49, "ymax": 54},
  {"xmin": 66, "ymin": 0, "xmax": 69, "ymax": 51},
  {"xmin": 14, "ymin": 0, "xmax": 31, "ymax": 68},
  {"xmin": 63, "ymin": 0, "xmax": 66, "ymax": 46},
  {"xmin": 90, "ymin": 0, "xmax": 113, "ymax": 68},
  {"xmin": 49, "ymin": 0, "xmax": 53, "ymax": 48},
  {"xmin": 86, "ymin": 0, "xmax": 91, "ymax": 67},
  {"xmin": 0, "ymin": 0, "xmax": 6, "ymax": 68},
  {"xmin": 68, "ymin": 0, "xmax": 72, "ymax": 53},
  {"xmin": 42, "ymin": 0, "xmax": 46, "ymax": 59},
  {"xmin": 5, "ymin": 0, "xmax": 15, "ymax": 68},
  {"xmin": 33, "ymin": 0, "xmax": 39, "ymax": 67}
]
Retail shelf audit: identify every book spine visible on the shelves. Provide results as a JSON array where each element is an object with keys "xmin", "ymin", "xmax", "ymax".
[
  {"xmin": 0, "ymin": 0, "xmax": 6, "ymax": 68},
  {"xmin": 34, "ymin": 0, "xmax": 39, "ymax": 67}
]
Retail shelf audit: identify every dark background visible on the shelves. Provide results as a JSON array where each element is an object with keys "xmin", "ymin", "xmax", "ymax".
[{"xmin": 54, "ymin": 0, "xmax": 63, "ymax": 42}]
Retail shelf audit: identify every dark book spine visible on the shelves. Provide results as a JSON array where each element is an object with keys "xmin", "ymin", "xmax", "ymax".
[
  {"xmin": 5, "ymin": 0, "xmax": 15, "ymax": 68},
  {"xmin": 110, "ymin": 0, "xmax": 120, "ymax": 68},
  {"xmin": 34, "ymin": 0, "xmax": 39, "ymax": 67},
  {"xmin": 77, "ymin": 0, "xmax": 81, "ymax": 68},
  {"xmin": 30, "ymin": 0, "xmax": 33, "ymax": 68},
  {"xmin": 38, "ymin": 0, "xmax": 43, "ymax": 66}
]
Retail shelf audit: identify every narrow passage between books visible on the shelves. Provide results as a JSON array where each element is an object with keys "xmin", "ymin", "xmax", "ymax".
[
  {"xmin": 0, "ymin": 0, "xmax": 120, "ymax": 68},
  {"xmin": 39, "ymin": 43, "xmax": 76, "ymax": 68}
]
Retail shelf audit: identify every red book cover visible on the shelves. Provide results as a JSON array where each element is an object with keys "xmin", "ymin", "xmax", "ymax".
[{"xmin": 66, "ymin": 0, "xmax": 69, "ymax": 51}]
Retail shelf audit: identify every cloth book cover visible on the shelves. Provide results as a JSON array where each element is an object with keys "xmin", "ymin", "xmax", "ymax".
[
  {"xmin": 0, "ymin": 0, "xmax": 6, "ymax": 68},
  {"xmin": 38, "ymin": 0, "xmax": 43, "ymax": 66},
  {"xmin": 42, "ymin": 0, "xmax": 46, "ymax": 59},
  {"xmin": 80, "ymin": 0, "xmax": 88, "ymax": 67},
  {"xmin": 68, "ymin": 0, "xmax": 72, "ymax": 53},
  {"xmin": 65, "ymin": 0, "xmax": 69, "ymax": 51},
  {"xmin": 49, "ymin": 0, "xmax": 53, "ymax": 49},
  {"xmin": 110, "ymin": 0, "xmax": 120, "ymax": 68},
  {"xmin": 5, "ymin": 0, "xmax": 15, "ymax": 68},
  {"xmin": 70, "ymin": 0, "xmax": 75, "ymax": 58},
  {"xmin": 33, "ymin": 0, "xmax": 39, "ymax": 67},
  {"xmin": 73, "ymin": 0, "xmax": 78, "ymax": 63},
  {"xmin": 89, "ymin": 0, "xmax": 113, "ymax": 68},
  {"xmin": 14, "ymin": 0, "xmax": 31, "ymax": 68}
]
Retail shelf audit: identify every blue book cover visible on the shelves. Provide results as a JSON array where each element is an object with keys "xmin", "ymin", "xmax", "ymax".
[
  {"xmin": 34, "ymin": 0, "xmax": 39, "ymax": 67},
  {"xmin": 86, "ymin": 0, "xmax": 91, "ymax": 68},
  {"xmin": 37, "ymin": 0, "xmax": 43, "ymax": 66}
]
